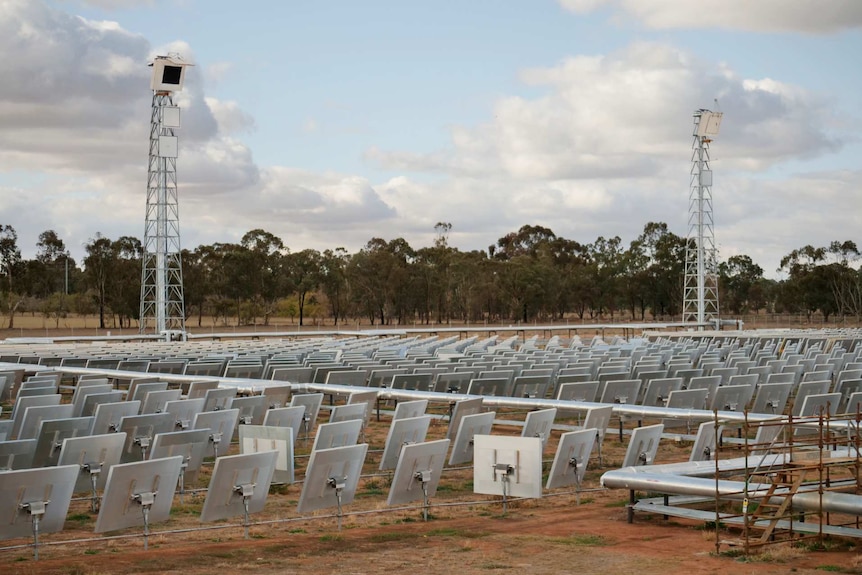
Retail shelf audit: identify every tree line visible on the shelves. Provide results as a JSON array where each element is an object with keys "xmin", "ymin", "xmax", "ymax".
[{"xmin": 0, "ymin": 223, "xmax": 859, "ymax": 330}]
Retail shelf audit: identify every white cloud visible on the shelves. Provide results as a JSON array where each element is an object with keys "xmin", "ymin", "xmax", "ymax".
[
  {"xmin": 558, "ymin": 0, "xmax": 862, "ymax": 33},
  {"xmin": 1, "ymin": 0, "xmax": 857, "ymax": 281},
  {"xmin": 203, "ymin": 61, "xmax": 233, "ymax": 86},
  {"xmin": 56, "ymin": 0, "xmax": 156, "ymax": 10},
  {"xmin": 204, "ymin": 97, "xmax": 255, "ymax": 135},
  {"xmin": 364, "ymin": 41, "xmax": 856, "ymax": 274},
  {"xmin": 369, "ymin": 42, "xmax": 841, "ymax": 179},
  {"xmin": 173, "ymin": 168, "xmax": 399, "ymax": 252},
  {"xmin": 717, "ymin": 170, "xmax": 862, "ymax": 276},
  {"xmin": 0, "ymin": 1, "xmax": 263, "ymax": 257}
]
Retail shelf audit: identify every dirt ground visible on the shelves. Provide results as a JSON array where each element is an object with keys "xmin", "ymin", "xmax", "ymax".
[{"xmin": 3, "ymin": 403, "xmax": 862, "ymax": 575}]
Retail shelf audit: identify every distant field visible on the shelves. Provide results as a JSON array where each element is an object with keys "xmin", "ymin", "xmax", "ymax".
[{"xmin": 0, "ymin": 312, "xmax": 857, "ymax": 340}]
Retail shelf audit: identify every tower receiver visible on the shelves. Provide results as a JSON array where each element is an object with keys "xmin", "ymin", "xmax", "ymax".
[
  {"xmin": 683, "ymin": 104, "xmax": 723, "ymax": 327},
  {"xmin": 149, "ymin": 55, "xmax": 191, "ymax": 93},
  {"xmin": 140, "ymin": 54, "xmax": 194, "ymax": 338}
]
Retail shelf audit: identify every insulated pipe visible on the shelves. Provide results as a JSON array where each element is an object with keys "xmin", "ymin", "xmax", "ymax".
[
  {"xmin": 601, "ymin": 448, "xmax": 861, "ymax": 478},
  {"xmin": 32, "ymin": 365, "xmax": 852, "ymax": 430},
  {"xmin": 600, "ymin": 468, "xmax": 862, "ymax": 516}
]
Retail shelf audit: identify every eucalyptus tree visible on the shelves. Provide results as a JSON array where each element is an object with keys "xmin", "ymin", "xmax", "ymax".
[
  {"xmin": 0, "ymin": 225, "xmax": 23, "ymax": 328},
  {"xmin": 208, "ymin": 242, "xmax": 257, "ymax": 325},
  {"xmin": 413, "ymin": 223, "xmax": 457, "ymax": 324},
  {"xmin": 587, "ymin": 236, "xmax": 624, "ymax": 319},
  {"xmin": 82, "ymin": 234, "xmax": 142, "ymax": 329},
  {"xmin": 616, "ymin": 223, "xmax": 689, "ymax": 320},
  {"xmin": 83, "ymin": 234, "xmax": 115, "ymax": 329},
  {"xmin": 446, "ymin": 249, "xmax": 492, "ymax": 322},
  {"xmin": 240, "ymin": 229, "xmax": 289, "ymax": 325},
  {"xmin": 719, "ymin": 255, "xmax": 764, "ymax": 315},
  {"xmin": 32, "ymin": 229, "xmax": 72, "ymax": 297},
  {"xmin": 779, "ymin": 241, "xmax": 861, "ymax": 321},
  {"xmin": 110, "ymin": 236, "xmax": 143, "ymax": 328},
  {"xmin": 347, "ymin": 238, "xmax": 415, "ymax": 325},
  {"xmin": 319, "ymin": 248, "xmax": 350, "ymax": 326},
  {"xmin": 287, "ymin": 248, "xmax": 322, "ymax": 326},
  {"xmin": 181, "ymin": 247, "xmax": 207, "ymax": 326}
]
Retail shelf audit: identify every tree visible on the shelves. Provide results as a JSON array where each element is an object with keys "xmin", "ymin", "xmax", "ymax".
[
  {"xmin": 0, "ymin": 225, "xmax": 23, "ymax": 328},
  {"xmin": 778, "ymin": 242, "xmax": 860, "ymax": 321},
  {"xmin": 635, "ymin": 223, "xmax": 687, "ymax": 320},
  {"xmin": 719, "ymin": 254, "xmax": 764, "ymax": 315},
  {"xmin": 21, "ymin": 230, "xmax": 72, "ymax": 298},
  {"xmin": 208, "ymin": 242, "xmax": 257, "ymax": 325},
  {"xmin": 319, "ymin": 248, "xmax": 350, "ymax": 325},
  {"xmin": 587, "ymin": 236, "xmax": 624, "ymax": 319},
  {"xmin": 182, "ymin": 247, "xmax": 206, "ymax": 326},
  {"xmin": 240, "ymin": 229, "xmax": 288, "ymax": 325},
  {"xmin": 491, "ymin": 224, "xmax": 556, "ymax": 261},
  {"xmin": 287, "ymin": 249, "xmax": 322, "ymax": 326},
  {"xmin": 826, "ymin": 241, "xmax": 862, "ymax": 321},
  {"xmin": 83, "ymin": 234, "xmax": 114, "ymax": 329},
  {"xmin": 347, "ymin": 238, "xmax": 414, "ymax": 325},
  {"xmin": 110, "ymin": 236, "xmax": 142, "ymax": 327}
]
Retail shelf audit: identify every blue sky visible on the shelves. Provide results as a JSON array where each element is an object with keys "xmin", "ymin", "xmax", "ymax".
[{"xmin": 1, "ymin": 0, "xmax": 861, "ymax": 278}]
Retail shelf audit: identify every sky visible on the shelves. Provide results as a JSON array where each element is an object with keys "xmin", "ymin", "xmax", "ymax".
[{"xmin": 1, "ymin": 0, "xmax": 861, "ymax": 279}]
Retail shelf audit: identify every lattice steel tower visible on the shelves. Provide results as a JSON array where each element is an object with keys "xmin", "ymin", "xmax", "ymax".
[
  {"xmin": 683, "ymin": 107, "xmax": 722, "ymax": 327},
  {"xmin": 140, "ymin": 55, "xmax": 192, "ymax": 336}
]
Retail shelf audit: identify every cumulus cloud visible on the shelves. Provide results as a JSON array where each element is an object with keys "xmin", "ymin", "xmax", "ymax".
[
  {"xmin": 716, "ymin": 170, "xmax": 862, "ymax": 274},
  {"xmin": 0, "ymin": 1, "xmax": 261, "ymax": 254},
  {"xmin": 1, "ymin": 0, "xmax": 857, "ymax": 279},
  {"xmin": 173, "ymin": 168, "xmax": 399, "ymax": 251},
  {"xmin": 56, "ymin": 0, "xmax": 156, "ymax": 10},
  {"xmin": 204, "ymin": 98, "xmax": 255, "ymax": 135},
  {"xmin": 365, "ymin": 41, "xmax": 856, "ymax": 276},
  {"xmin": 557, "ymin": 0, "xmax": 862, "ymax": 33},
  {"xmin": 369, "ymin": 42, "xmax": 841, "ymax": 179}
]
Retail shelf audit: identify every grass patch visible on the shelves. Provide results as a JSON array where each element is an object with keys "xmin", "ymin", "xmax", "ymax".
[
  {"xmin": 358, "ymin": 487, "xmax": 384, "ymax": 497},
  {"xmin": 697, "ymin": 520, "xmax": 726, "ymax": 530},
  {"xmin": 815, "ymin": 566, "xmax": 844, "ymax": 572},
  {"xmin": 550, "ymin": 534, "xmax": 610, "ymax": 547},
  {"xmin": 717, "ymin": 549, "xmax": 746, "ymax": 559},
  {"xmin": 319, "ymin": 534, "xmax": 342, "ymax": 542},
  {"xmin": 369, "ymin": 531, "xmax": 420, "ymax": 543},
  {"xmin": 427, "ymin": 528, "xmax": 490, "ymax": 539},
  {"xmin": 364, "ymin": 479, "xmax": 382, "ymax": 490},
  {"xmin": 604, "ymin": 499, "xmax": 629, "ymax": 508},
  {"xmin": 169, "ymin": 503, "xmax": 200, "ymax": 517},
  {"xmin": 68, "ymin": 513, "xmax": 92, "ymax": 522},
  {"xmin": 269, "ymin": 484, "xmax": 290, "ymax": 495},
  {"xmin": 208, "ymin": 549, "xmax": 248, "ymax": 560},
  {"xmin": 796, "ymin": 537, "xmax": 855, "ymax": 552}
]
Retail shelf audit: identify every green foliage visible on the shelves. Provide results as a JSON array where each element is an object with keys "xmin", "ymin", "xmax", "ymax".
[
  {"xmin": 550, "ymin": 534, "xmax": 610, "ymax": 546},
  {"xmin": 4, "ymin": 224, "xmax": 859, "ymax": 327},
  {"xmin": 319, "ymin": 534, "xmax": 343, "ymax": 542},
  {"xmin": 369, "ymin": 531, "xmax": 420, "ymax": 542}
]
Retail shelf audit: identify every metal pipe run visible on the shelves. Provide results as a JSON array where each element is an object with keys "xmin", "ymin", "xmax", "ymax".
[
  {"xmin": 600, "ymin": 468, "xmax": 862, "ymax": 516},
  {"xmin": 24, "ymin": 365, "xmax": 853, "ymax": 431}
]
